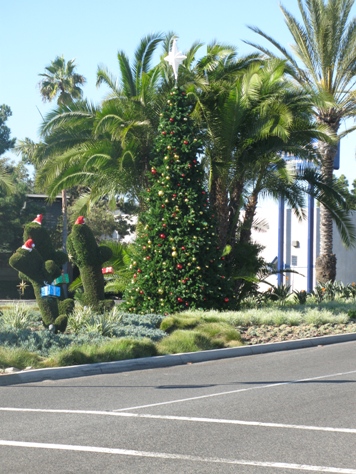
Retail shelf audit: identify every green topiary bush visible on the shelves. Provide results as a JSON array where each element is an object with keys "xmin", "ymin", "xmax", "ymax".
[
  {"xmin": 8, "ymin": 215, "xmax": 73, "ymax": 333},
  {"xmin": 66, "ymin": 217, "xmax": 113, "ymax": 309}
]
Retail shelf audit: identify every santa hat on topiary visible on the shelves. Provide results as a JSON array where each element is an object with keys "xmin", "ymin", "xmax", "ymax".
[
  {"xmin": 32, "ymin": 214, "xmax": 43, "ymax": 225},
  {"xmin": 21, "ymin": 239, "xmax": 35, "ymax": 251},
  {"xmin": 75, "ymin": 216, "xmax": 85, "ymax": 225}
]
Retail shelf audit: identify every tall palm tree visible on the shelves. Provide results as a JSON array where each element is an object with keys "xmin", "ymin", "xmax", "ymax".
[
  {"xmin": 38, "ymin": 56, "xmax": 86, "ymax": 106},
  {"xmin": 38, "ymin": 56, "xmax": 87, "ymax": 266},
  {"xmin": 246, "ymin": 0, "xmax": 356, "ymax": 282}
]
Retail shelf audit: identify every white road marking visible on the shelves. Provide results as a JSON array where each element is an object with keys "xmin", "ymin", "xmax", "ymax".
[
  {"xmin": 1, "ymin": 407, "xmax": 356, "ymax": 435},
  {"xmin": 112, "ymin": 369, "xmax": 356, "ymax": 411},
  {"xmin": 0, "ymin": 440, "xmax": 355, "ymax": 472}
]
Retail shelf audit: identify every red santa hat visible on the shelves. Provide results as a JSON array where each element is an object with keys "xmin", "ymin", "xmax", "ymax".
[
  {"xmin": 32, "ymin": 214, "xmax": 43, "ymax": 225},
  {"xmin": 21, "ymin": 239, "xmax": 35, "ymax": 251},
  {"xmin": 75, "ymin": 216, "xmax": 85, "ymax": 225}
]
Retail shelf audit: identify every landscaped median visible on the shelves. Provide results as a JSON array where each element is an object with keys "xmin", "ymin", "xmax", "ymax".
[{"xmin": 1, "ymin": 302, "xmax": 356, "ymax": 383}]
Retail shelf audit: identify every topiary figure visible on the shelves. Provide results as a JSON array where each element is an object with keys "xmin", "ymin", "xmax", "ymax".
[
  {"xmin": 66, "ymin": 216, "xmax": 113, "ymax": 310},
  {"xmin": 9, "ymin": 215, "xmax": 74, "ymax": 333},
  {"xmin": 24, "ymin": 214, "xmax": 68, "ymax": 267},
  {"xmin": 9, "ymin": 238, "xmax": 68, "ymax": 332}
]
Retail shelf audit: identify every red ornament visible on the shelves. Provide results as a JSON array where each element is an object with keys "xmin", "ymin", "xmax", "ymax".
[
  {"xmin": 137, "ymin": 269, "xmax": 142, "ymax": 273},
  {"xmin": 161, "ymin": 131, "xmax": 166, "ymax": 135},
  {"xmin": 133, "ymin": 274, "xmax": 137, "ymax": 278},
  {"xmin": 75, "ymin": 216, "xmax": 85, "ymax": 225},
  {"xmin": 160, "ymin": 234, "xmax": 166, "ymax": 239},
  {"xmin": 170, "ymin": 131, "xmax": 175, "ymax": 135},
  {"xmin": 176, "ymin": 263, "xmax": 183, "ymax": 270},
  {"xmin": 172, "ymin": 193, "xmax": 177, "ymax": 198},
  {"xmin": 162, "ymin": 223, "xmax": 167, "ymax": 227},
  {"xmin": 181, "ymin": 246, "xmax": 186, "ymax": 250},
  {"xmin": 146, "ymin": 256, "xmax": 151, "ymax": 260},
  {"xmin": 161, "ymin": 204, "xmax": 165, "ymax": 208},
  {"xmin": 224, "ymin": 297, "xmax": 229, "ymax": 303},
  {"xmin": 169, "ymin": 118, "xmax": 174, "ymax": 122},
  {"xmin": 151, "ymin": 168, "xmax": 157, "ymax": 174},
  {"xmin": 183, "ymin": 140, "xmax": 189, "ymax": 145},
  {"xmin": 177, "ymin": 297, "xmax": 183, "ymax": 303},
  {"xmin": 181, "ymin": 174, "xmax": 185, "ymax": 177}
]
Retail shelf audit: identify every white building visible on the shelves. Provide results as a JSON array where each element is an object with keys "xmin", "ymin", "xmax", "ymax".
[{"xmin": 252, "ymin": 200, "xmax": 356, "ymax": 291}]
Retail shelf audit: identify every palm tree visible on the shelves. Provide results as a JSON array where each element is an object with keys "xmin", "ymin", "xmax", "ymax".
[
  {"xmin": 0, "ymin": 168, "xmax": 15, "ymax": 195},
  {"xmin": 38, "ymin": 56, "xmax": 86, "ymax": 269},
  {"xmin": 38, "ymin": 56, "xmax": 86, "ymax": 106},
  {"xmin": 195, "ymin": 58, "xmax": 331, "ymax": 248},
  {"xmin": 35, "ymin": 34, "xmax": 204, "ymax": 210},
  {"xmin": 246, "ymin": 0, "xmax": 356, "ymax": 282}
]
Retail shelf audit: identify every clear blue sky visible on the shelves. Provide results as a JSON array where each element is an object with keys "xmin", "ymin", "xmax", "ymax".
[{"xmin": 1, "ymin": 0, "xmax": 356, "ymax": 183}]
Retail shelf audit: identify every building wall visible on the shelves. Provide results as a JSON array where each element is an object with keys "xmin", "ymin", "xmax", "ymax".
[{"xmin": 252, "ymin": 201, "xmax": 356, "ymax": 291}]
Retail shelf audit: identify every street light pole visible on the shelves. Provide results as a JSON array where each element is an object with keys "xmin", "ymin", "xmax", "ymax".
[
  {"xmin": 277, "ymin": 193, "xmax": 285, "ymax": 287},
  {"xmin": 62, "ymin": 189, "xmax": 68, "ymax": 298},
  {"xmin": 307, "ymin": 185, "xmax": 314, "ymax": 292}
]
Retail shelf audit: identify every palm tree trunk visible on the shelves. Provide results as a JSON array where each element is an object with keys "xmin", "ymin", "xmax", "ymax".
[
  {"xmin": 315, "ymin": 139, "xmax": 337, "ymax": 283},
  {"xmin": 239, "ymin": 187, "xmax": 259, "ymax": 245},
  {"xmin": 210, "ymin": 175, "xmax": 229, "ymax": 249}
]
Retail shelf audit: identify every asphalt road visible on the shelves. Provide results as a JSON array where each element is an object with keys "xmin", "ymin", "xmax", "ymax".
[{"xmin": 1, "ymin": 341, "xmax": 356, "ymax": 473}]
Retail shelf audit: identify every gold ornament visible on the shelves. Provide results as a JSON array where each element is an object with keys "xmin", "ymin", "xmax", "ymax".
[
  {"xmin": 158, "ymin": 190, "xmax": 164, "ymax": 196},
  {"xmin": 17, "ymin": 280, "xmax": 28, "ymax": 295},
  {"xmin": 172, "ymin": 251, "xmax": 178, "ymax": 258}
]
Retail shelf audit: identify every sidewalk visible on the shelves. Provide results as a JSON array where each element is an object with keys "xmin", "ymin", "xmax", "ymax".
[{"xmin": 1, "ymin": 332, "xmax": 356, "ymax": 386}]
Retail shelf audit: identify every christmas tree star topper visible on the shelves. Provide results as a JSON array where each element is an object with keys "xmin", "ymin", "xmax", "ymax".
[{"xmin": 164, "ymin": 37, "xmax": 186, "ymax": 81}]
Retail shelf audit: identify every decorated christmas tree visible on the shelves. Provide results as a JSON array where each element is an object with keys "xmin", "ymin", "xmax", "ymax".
[{"xmin": 123, "ymin": 44, "xmax": 234, "ymax": 313}]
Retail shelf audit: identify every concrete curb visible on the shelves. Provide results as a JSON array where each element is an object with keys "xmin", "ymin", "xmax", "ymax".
[{"xmin": 1, "ymin": 332, "xmax": 356, "ymax": 386}]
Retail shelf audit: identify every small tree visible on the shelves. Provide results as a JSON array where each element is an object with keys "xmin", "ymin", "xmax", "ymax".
[{"xmin": 123, "ymin": 87, "xmax": 233, "ymax": 314}]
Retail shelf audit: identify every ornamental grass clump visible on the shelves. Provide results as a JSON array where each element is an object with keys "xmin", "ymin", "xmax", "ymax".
[
  {"xmin": 157, "ymin": 330, "xmax": 220, "ymax": 354},
  {"xmin": 0, "ymin": 304, "xmax": 40, "ymax": 330},
  {"xmin": 46, "ymin": 338, "xmax": 157, "ymax": 367},
  {"xmin": 0, "ymin": 346, "xmax": 44, "ymax": 371}
]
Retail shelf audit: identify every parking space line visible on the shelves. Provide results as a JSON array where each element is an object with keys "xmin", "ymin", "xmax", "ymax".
[
  {"xmin": 112, "ymin": 369, "xmax": 356, "ymax": 411},
  {"xmin": 1, "ymin": 407, "xmax": 355, "ymax": 434},
  {"xmin": 0, "ymin": 440, "xmax": 355, "ymax": 472}
]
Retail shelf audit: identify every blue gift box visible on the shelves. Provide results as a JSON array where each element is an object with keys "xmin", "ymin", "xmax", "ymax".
[{"xmin": 41, "ymin": 285, "xmax": 61, "ymax": 298}]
